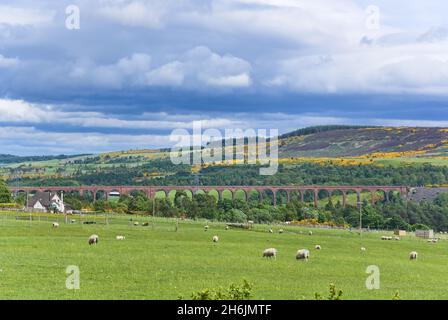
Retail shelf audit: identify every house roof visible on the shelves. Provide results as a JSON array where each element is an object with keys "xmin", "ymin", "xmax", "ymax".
[{"xmin": 28, "ymin": 191, "xmax": 58, "ymax": 208}]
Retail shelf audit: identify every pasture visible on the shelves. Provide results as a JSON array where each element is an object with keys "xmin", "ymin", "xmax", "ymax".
[{"xmin": 0, "ymin": 212, "xmax": 447, "ymax": 300}]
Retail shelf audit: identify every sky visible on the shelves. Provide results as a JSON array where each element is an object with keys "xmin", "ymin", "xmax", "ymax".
[{"xmin": 1, "ymin": 0, "xmax": 448, "ymax": 155}]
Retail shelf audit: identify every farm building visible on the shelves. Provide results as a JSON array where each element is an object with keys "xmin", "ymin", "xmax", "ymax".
[
  {"xmin": 27, "ymin": 191, "xmax": 68, "ymax": 213},
  {"xmin": 415, "ymin": 229, "xmax": 434, "ymax": 239},
  {"xmin": 395, "ymin": 230, "xmax": 407, "ymax": 236}
]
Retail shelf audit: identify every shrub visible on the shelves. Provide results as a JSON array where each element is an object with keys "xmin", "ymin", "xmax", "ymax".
[
  {"xmin": 314, "ymin": 283, "xmax": 343, "ymax": 300},
  {"xmin": 190, "ymin": 280, "xmax": 253, "ymax": 300}
]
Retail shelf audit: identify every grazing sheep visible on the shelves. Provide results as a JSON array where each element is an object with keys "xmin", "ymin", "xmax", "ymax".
[
  {"xmin": 263, "ymin": 248, "xmax": 277, "ymax": 259},
  {"xmin": 361, "ymin": 247, "xmax": 366, "ymax": 252},
  {"xmin": 269, "ymin": 229, "xmax": 273, "ymax": 233},
  {"xmin": 142, "ymin": 222, "xmax": 149, "ymax": 227},
  {"xmin": 296, "ymin": 249, "xmax": 310, "ymax": 261},
  {"xmin": 285, "ymin": 221, "xmax": 291, "ymax": 225},
  {"xmin": 315, "ymin": 245, "xmax": 321, "ymax": 250},
  {"xmin": 225, "ymin": 226, "xmax": 229, "ymax": 230},
  {"xmin": 394, "ymin": 237, "xmax": 400, "ymax": 241},
  {"xmin": 279, "ymin": 229, "xmax": 284, "ymax": 234},
  {"xmin": 308, "ymin": 231, "xmax": 313, "ymax": 236},
  {"xmin": 133, "ymin": 222, "xmax": 139, "ymax": 226},
  {"xmin": 432, "ymin": 239, "xmax": 439, "ymax": 243},
  {"xmin": 409, "ymin": 251, "xmax": 418, "ymax": 260},
  {"xmin": 116, "ymin": 235, "xmax": 125, "ymax": 240},
  {"xmin": 204, "ymin": 225, "xmax": 209, "ymax": 231},
  {"xmin": 88, "ymin": 234, "xmax": 99, "ymax": 245},
  {"xmin": 248, "ymin": 220, "xmax": 254, "ymax": 224},
  {"xmin": 52, "ymin": 222, "xmax": 59, "ymax": 228},
  {"xmin": 70, "ymin": 219, "xmax": 76, "ymax": 224},
  {"xmin": 212, "ymin": 235, "xmax": 219, "ymax": 243}
]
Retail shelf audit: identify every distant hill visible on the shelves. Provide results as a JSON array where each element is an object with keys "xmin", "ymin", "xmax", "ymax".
[
  {"xmin": 278, "ymin": 126, "xmax": 448, "ymax": 158},
  {"xmin": 2, "ymin": 126, "xmax": 448, "ymax": 162},
  {"xmin": 3, "ymin": 126, "xmax": 448, "ymax": 187},
  {"xmin": 0, "ymin": 154, "xmax": 92, "ymax": 165}
]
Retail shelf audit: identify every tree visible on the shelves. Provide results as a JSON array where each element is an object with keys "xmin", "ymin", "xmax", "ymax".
[{"xmin": 0, "ymin": 179, "xmax": 12, "ymax": 203}]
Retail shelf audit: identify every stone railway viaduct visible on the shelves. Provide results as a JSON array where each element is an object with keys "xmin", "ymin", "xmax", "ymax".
[{"xmin": 10, "ymin": 185, "xmax": 409, "ymax": 207}]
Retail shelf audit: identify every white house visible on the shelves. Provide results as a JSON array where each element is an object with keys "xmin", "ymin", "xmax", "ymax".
[{"xmin": 27, "ymin": 191, "xmax": 66, "ymax": 213}]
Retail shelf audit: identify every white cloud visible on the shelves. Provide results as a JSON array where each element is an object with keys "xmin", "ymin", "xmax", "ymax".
[
  {"xmin": 0, "ymin": 99, "xmax": 48, "ymax": 122},
  {"xmin": 0, "ymin": 5, "xmax": 54, "ymax": 26},
  {"xmin": 0, "ymin": 126, "xmax": 173, "ymax": 155},
  {"xmin": 266, "ymin": 41, "xmax": 448, "ymax": 95},
  {"xmin": 66, "ymin": 47, "xmax": 251, "ymax": 89},
  {"xmin": 69, "ymin": 53, "xmax": 152, "ymax": 88},
  {"xmin": 146, "ymin": 61, "xmax": 184, "ymax": 86},
  {"xmin": 0, "ymin": 99, "xmax": 244, "ymax": 130},
  {"xmin": 204, "ymin": 73, "xmax": 251, "ymax": 87},
  {"xmin": 146, "ymin": 46, "xmax": 252, "ymax": 88},
  {"xmin": 98, "ymin": 1, "xmax": 167, "ymax": 28}
]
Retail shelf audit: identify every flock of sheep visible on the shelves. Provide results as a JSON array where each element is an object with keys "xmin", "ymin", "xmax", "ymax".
[
  {"xmin": 206, "ymin": 223, "xmax": 317, "ymax": 262},
  {"xmin": 381, "ymin": 236, "xmax": 400, "ymax": 241},
  {"xmin": 52, "ymin": 221, "xmax": 122, "ymax": 245},
  {"xmin": 51, "ymin": 220, "xmax": 427, "ymax": 261},
  {"xmin": 262, "ymin": 248, "xmax": 312, "ymax": 261},
  {"xmin": 209, "ymin": 224, "xmax": 424, "ymax": 262},
  {"xmin": 380, "ymin": 233, "xmax": 441, "ymax": 260}
]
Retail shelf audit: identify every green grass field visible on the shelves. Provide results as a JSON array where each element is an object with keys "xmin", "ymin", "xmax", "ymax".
[{"xmin": 0, "ymin": 212, "xmax": 447, "ymax": 300}]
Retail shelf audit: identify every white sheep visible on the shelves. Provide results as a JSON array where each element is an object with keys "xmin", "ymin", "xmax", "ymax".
[
  {"xmin": 409, "ymin": 251, "xmax": 418, "ymax": 260},
  {"xmin": 296, "ymin": 249, "xmax": 310, "ymax": 261},
  {"xmin": 52, "ymin": 222, "xmax": 59, "ymax": 228},
  {"xmin": 269, "ymin": 229, "xmax": 273, "ymax": 233},
  {"xmin": 263, "ymin": 248, "xmax": 277, "ymax": 259},
  {"xmin": 212, "ymin": 235, "xmax": 219, "ymax": 243},
  {"xmin": 279, "ymin": 229, "xmax": 284, "ymax": 234},
  {"xmin": 248, "ymin": 220, "xmax": 254, "ymax": 224},
  {"xmin": 315, "ymin": 245, "xmax": 321, "ymax": 250},
  {"xmin": 88, "ymin": 234, "xmax": 99, "ymax": 245},
  {"xmin": 308, "ymin": 231, "xmax": 313, "ymax": 236},
  {"xmin": 225, "ymin": 226, "xmax": 229, "ymax": 230},
  {"xmin": 394, "ymin": 237, "xmax": 400, "ymax": 241},
  {"xmin": 133, "ymin": 222, "xmax": 139, "ymax": 226},
  {"xmin": 116, "ymin": 235, "xmax": 125, "ymax": 240},
  {"xmin": 361, "ymin": 247, "xmax": 366, "ymax": 252},
  {"xmin": 204, "ymin": 225, "xmax": 209, "ymax": 231}
]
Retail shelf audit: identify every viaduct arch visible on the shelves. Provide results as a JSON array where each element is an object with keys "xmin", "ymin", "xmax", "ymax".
[{"xmin": 10, "ymin": 185, "xmax": 409, "ymax": 207}]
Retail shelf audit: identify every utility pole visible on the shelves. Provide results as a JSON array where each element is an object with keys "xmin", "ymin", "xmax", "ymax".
[
  {"xmin": 193, "ymin": 172, "xmax": 202, "ymax": 194},
  {"xmin": 152, "ymin": 194, "xmax": 156, "ymax": 229},
  {"xmin": 357, "ymin": 201, "xmax": 363, "ymax": 244}
]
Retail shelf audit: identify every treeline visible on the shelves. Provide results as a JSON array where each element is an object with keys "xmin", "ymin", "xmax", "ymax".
[
  {"xmin": 10, "ymin": 161, "xmax": 448, "ymax": 187},
  {"xmin": 62, "ymin": 191, "xmax": 448, "ymax": 231},
  {"xmin": 0, "ymin": 179, "xmax": 12, "ymax": 203},
  {"xmin": 279, "ymin": 125, "xmax": 372, "ymax": 139},
  {"xmin": 0, "ymin": 154, "xmax": 90, "ymax": 164}
]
